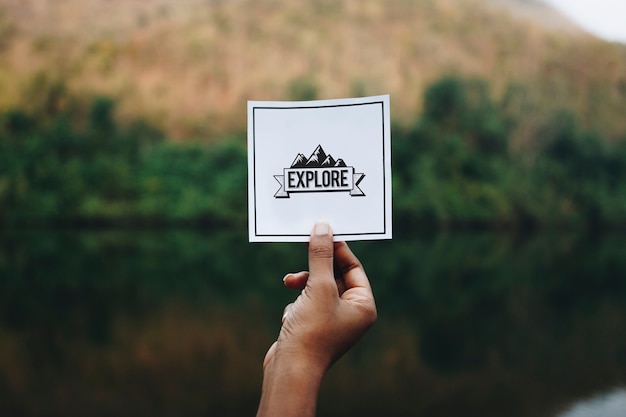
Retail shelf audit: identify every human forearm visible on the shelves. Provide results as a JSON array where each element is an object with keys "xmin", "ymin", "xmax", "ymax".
[{"xmin": 257, "ymin": 352, "xmax": 326, "ymax": 417}]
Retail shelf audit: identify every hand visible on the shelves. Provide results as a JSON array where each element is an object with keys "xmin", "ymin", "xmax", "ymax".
[
  {"xmin": 257, "ymin": 222, "xmax": 377, "ymax": 417},
  {"xmin": 266, "ymin": 221, "xmax": 377, "ymax": 369}
]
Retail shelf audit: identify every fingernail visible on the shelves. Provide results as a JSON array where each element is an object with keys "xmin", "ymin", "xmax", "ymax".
[
  {"xmin": 283, "ymin": 273, "xmax": 291, "ymax": 283},
  {"xmin": 314, "ymin": 221, "xmax": 330, "ymax": 236}
]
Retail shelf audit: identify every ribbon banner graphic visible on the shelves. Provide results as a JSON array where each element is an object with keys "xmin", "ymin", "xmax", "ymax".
[{"xmin": 274, "ymin": 145, "xmax": 365, "ymax": 198}]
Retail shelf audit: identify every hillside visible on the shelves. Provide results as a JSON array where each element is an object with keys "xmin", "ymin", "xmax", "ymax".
[{"xmin": 0, "ymin": 0, "xmax": 625, "ymax": 142}]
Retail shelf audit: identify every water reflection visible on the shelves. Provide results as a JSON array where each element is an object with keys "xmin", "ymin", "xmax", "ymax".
[
  {"xmin": 0, "ymin": 230, "xmax": 625, "ymax": 416},
  {"xmin": 556, "ymin": 388, "xmax": 626, "ymax": 417}
]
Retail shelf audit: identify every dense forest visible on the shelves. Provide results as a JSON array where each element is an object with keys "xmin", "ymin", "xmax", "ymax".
[{"xmin": 2, "ymin": 75, "xmax": 625, "ymax": 231}]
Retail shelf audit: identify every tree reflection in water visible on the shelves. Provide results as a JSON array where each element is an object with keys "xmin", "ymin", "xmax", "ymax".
[{"xmin": 0, "ymin": 230, "xmax": 625, "ymax": 417}]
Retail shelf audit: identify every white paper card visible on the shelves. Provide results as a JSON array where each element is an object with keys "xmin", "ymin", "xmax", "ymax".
[{"xmin": 248, "ymin": 95, "xmax": 392, "ymax": 242}]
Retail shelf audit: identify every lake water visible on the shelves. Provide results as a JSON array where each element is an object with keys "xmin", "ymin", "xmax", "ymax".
[{"xmin": 1, "ymin": 229, "xmax": 625, "ymax": 416}]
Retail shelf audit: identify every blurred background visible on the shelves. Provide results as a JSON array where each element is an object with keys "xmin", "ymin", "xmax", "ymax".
[{"xmin": 1, "ymin": 0, "xmax": 625, "ymax": 416}]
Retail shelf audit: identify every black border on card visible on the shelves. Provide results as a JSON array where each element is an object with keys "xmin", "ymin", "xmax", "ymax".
[{"xmin": 251, "ymin": 99, "xmax": 388, "ymax": 238}]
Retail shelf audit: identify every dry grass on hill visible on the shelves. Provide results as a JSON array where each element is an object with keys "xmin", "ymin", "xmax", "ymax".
[{"xmin": 0, "ymin": 0, "xmax": 625, "ymax": 141}]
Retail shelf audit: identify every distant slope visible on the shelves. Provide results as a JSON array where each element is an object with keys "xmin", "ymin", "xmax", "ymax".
[{"xmin": 0, "ymin": 0, "xmax": 625, "ymax": 142}]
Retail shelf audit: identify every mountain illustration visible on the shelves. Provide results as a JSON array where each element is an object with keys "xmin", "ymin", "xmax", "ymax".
[
  {"xmin": 291, "ymin": 153, "xmax": 307, "ymax": 168},
  {"xmin": 305, "ymin": 145, "xmax": 327, "ymax": 167},
  {"xmin": 290, "ymin": 145, "xmax": 348, "ymax": 168},
  {"xmin": 321, "ymin": 154, "xmax": 336, "ymax": 167}
]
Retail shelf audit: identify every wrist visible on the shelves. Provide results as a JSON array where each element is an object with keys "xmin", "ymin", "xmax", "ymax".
[{"xmin": 257, "ymin": 347, "xmax": 327, "ymax": 417}]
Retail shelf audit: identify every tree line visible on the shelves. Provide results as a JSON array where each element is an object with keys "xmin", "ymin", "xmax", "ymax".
[{"xmin": 1, "ymin": 76, "xmax": 625, "ymax": 231}]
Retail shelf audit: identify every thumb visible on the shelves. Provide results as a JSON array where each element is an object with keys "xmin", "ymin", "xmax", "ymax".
[{"xmin": 307, "ymin": 222, "xmax": 335, "ymax": 287}]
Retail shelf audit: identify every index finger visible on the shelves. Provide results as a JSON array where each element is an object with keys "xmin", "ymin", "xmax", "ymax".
[{"xmin": 333, "ymin": 241, "xmax": 372, "ymax": 293}]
